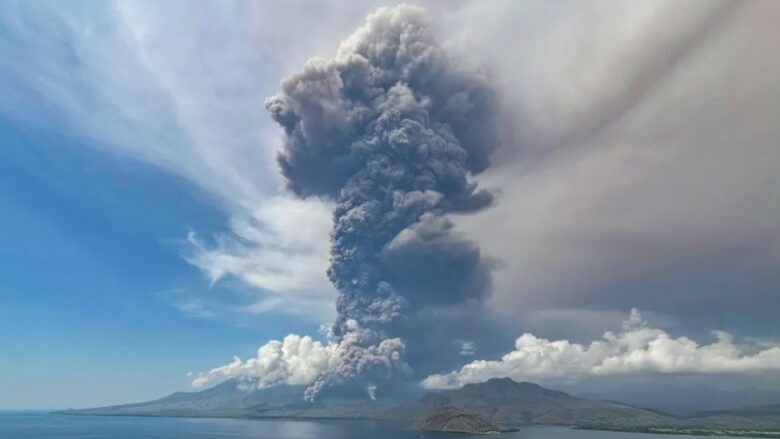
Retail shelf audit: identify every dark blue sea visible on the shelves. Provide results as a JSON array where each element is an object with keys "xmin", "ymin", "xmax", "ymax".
[{"xmin": 0, "ymin": 411, "xmax": 749, "ymax": 438}]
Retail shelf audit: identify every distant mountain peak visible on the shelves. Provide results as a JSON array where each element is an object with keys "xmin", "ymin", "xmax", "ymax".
[
  {"xmin": 482, "ymin": 377, "xmax": 541, "ymax": 387},
  {"xmin": 485, "ymin": 376, "xmax": 520, "ymax": 384},
  {"xmin": 460, "ymin": 378, "xmax": 568, "ymax": 397}
]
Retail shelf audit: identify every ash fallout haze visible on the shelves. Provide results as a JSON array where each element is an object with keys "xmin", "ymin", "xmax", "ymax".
[{"xmin": 1, "ymin": 0, "xmax": 780, "ymax": 427}]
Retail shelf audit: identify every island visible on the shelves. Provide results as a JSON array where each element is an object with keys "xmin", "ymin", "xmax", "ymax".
[{"xmin": 414, "ymin": 405, "xmax": 509, "ymax": 434}]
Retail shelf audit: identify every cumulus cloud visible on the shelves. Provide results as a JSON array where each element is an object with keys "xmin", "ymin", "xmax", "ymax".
[
  {"xmin": 422, "ymin": 309, "xmax": 780, "ymax": 390},
  {"xmin": 192, "ymin": 320, "xmax": 408, "ymax": 401},
  {"xmin": 192, "ymin": 334, "xmax": 336, "ymax": 390}
]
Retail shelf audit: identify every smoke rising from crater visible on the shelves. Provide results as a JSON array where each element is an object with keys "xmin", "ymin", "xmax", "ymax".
[{"xmin": 263, "ymin": 4, "xmax": 501, "ymax": 399}]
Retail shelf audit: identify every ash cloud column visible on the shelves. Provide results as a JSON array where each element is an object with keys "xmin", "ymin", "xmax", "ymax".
[{"xmin": 266, "ymin": 5, "xmax": 502, "ymax": 400}]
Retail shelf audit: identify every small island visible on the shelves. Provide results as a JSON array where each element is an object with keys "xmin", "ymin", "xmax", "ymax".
[{"xmin": 414, "ymin": 405, "xmax": 509, "ymax": 434}]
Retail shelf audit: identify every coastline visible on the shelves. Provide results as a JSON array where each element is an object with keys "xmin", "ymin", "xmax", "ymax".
[
  {"xmin": 56, "ymin": 411, "xmax": 780, "ymax": 438},
  {"xmin": 577, "ymin": 425, "xmax": 780, "ymax": 438}
]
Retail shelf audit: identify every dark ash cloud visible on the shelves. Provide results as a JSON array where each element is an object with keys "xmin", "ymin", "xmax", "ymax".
[
  {"xmin": 450, "ymin": 0, "xmax": 780, "ymax": 337},
  {"xmin": 264, "ymin": 5, "xmax": 502, "ymax": 399}
]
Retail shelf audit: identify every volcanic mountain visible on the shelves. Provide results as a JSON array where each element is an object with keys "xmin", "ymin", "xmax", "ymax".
[{"xmin": 62, "ymin": 377, "xmax": 780, "ymax": 434}]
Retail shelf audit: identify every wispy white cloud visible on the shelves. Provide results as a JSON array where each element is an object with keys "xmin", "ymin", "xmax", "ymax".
[
  {"xmin": 185, "ymin": 195, "xmax": 336, "ymax": 321},
  {"xmin": 174, "ymin": 298, "xmax": 217, "ymax": 319},
  {"xmin": 0, "ymin": 1, "xmax": 357, "ymax": 321},
  {"xmin": 422, "ymin": 309, "xmax": 780, "ymax": 390},
  {"xmin": 0, "ymin": 1, "xmax": 275, "ymax": 205},
  {"xmin": 458, "ymin": 340, "xmax": 477, "ymax": 356},
  {"xmin": 0, "ymin": 0, "xmax": 394, "ymax": 207}
]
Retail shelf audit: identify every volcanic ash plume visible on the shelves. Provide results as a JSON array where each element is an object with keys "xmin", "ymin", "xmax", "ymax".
[{"xmin": 266, "ymin": 5, "xmax": 501, "ymax": 400}]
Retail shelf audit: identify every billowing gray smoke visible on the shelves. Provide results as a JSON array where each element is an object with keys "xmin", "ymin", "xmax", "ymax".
[{"xmin": 266, "ymin": 5, "xmax": 501, "ymax": 400}]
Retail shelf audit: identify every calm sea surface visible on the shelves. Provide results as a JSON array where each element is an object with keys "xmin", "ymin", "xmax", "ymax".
[{"xmin": 0, "ymin": 411, "xmax": 749, "ymax": 439}]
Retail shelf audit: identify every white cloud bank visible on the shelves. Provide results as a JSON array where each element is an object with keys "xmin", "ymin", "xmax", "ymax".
[
  {"xmin": 192, "ymin": 334, "xmax": 336, "ymax": 390},
  {"xmin": 192, "ymin": 320, "xmax": 408, "ymax": 400},
  {"xmin": 422, "ymin": 309, "xmax": 780, "ymax": 390}
]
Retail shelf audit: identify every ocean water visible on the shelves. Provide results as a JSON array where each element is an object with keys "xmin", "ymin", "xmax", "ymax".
[{"xmin": 0, "ymin": 411, "xmax": 748, "ymax": 439}]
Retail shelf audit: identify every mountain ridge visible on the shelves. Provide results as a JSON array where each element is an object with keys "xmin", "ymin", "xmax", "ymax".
[{"xmin": 60, "ymin": 377, "xmax": 780, "ymax": 435}]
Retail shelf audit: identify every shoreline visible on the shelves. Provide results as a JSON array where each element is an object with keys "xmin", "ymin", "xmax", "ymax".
[
  {"xmin": 55, "ymin": 411, "xmax": 780, "ymax": 438},
  {"xmin": 576, "ymin": 425, "xmax": 780, "ymax": 438}
]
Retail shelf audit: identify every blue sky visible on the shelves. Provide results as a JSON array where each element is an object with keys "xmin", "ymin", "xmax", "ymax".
[
  {"xmin": 2, "ymin": 0, "xmax": 779, "ymax": 410},
  {"xmin": 0, "ymin": 0, "xmax": 342, "ymax": 408},
  {"xmin": 0, "ymin": 117, "xmax": 321, "ymax": 409}
]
